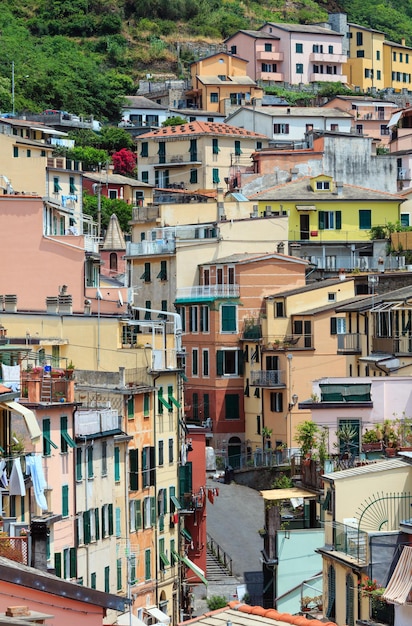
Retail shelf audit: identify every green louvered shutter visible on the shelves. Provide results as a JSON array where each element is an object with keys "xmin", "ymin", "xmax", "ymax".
[
  {"xmin": 335, "ymin": 210, "xmax": 342, "ymax": 230},
  {"xmin": 216, "ymin": 350, "xmax": 224, "ymax": 375},
  {"xmin": 54, "ymin": 552, "xmax": 62, "ymax": 577}
]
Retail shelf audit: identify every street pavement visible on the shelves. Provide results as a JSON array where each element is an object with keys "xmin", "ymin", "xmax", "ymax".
[{"xmin": 192, "ymin": 477, "xmax": 264, "ymax": 616}]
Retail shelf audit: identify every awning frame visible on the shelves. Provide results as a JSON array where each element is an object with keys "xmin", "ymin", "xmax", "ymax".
[{"xmin": 0, "ymin": 401, "xmax": 41, "ymax": 442}]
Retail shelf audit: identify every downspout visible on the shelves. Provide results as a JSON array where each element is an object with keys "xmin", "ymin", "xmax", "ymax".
[{"xmin": 132, "ymin": 306, "xmax": 183, "ymax": 354}]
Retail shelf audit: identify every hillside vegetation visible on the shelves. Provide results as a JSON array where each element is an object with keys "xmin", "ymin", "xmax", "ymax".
[{"xmin": 1, "ymin": 0, "xmax": 411, "ymax": 121}]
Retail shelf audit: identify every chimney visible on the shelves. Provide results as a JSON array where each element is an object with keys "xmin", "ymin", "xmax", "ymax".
[
  {"xmin": 30, "ymin": 520, "xmax": 50, "ymax": 572},
  {"xmin": 46, "ymin": 296, "xmax": 59, "ymax": 315},
  {"xmin": 4, "ymin": 294, "xmax": 17, "ymax": 313},
  {"xmin": 290, "ymin": 167, "xmax": 299, "ymax": 181},
  {"xmin": 58, "ymin": 294, "xmax": 73, "ymax": 315},
  {"xmin": 217, "ymin": 187, "xmax": 226, "ymax": 221},
  {"xmin": 336, "ymin": 181, "xmax": 343, "ymax": 195},
  {"xmin": 402, "ymin": 38, "xmax": 406, "ymax": 46}
]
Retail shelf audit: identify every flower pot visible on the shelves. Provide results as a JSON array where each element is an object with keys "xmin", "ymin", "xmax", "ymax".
[
  {"xmin": 362, "ymin": 442, "xmax": 383, "ymax": 453},
  {"xmin": 386, "ymin": 447, "xmax": 397, "ymax": 457}
]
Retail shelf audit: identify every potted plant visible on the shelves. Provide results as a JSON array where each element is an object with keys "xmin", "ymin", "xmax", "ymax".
[
  {"xmin": 295, "ymin": 421, "xmax": 319, "ymax": 458},
  {"xmin": 262, "ymin": 426, "xmax": 273, "ymax": 449},
  {"xmin": 314, "ymin": 595, "xmax": 323, "ymax": 611},
  {"xmin": 300, "ymin": 596, "xmax": 316, "ymax": 612},
  {"xmin": 66, "ymin": 360, "xmax": 75, "ymax": 378},
  {"xmin": 362, "ymin": 428, "xmax": 383, "ymax": 452}
]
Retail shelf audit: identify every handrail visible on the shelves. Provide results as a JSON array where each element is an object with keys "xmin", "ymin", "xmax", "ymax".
[{"xmin": 206, "ymin": 532, "xmax": 233, "ymax": 575}]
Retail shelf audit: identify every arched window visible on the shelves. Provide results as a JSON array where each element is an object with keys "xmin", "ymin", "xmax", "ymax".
[{"xmin": 110, "ymin": 252, "xmax": 118, "ymax": 271}]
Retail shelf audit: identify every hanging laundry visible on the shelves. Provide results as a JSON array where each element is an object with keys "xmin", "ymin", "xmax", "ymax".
[
  {"xmin": 9, "ymin": 457, "xmax": 25, "ymax": 496},
  {"xmin": 215, "ymin": 487, "xmax": 219, "ymax": 497},
  {"xmin": 26, "ymin": 455, "xmax": 47, "ymax": 511},
  {"xmin": 207, "ymin": 489, "xmax": 214, "ymax": 505}
]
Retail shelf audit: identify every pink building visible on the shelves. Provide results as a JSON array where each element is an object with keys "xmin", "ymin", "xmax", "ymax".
[
  {"xmin": 0, "ymin": 556, "xmax": 128, "ymax": 626},
  {"xmin": 226, "ymin": 22, "xmax": 347, "ymax": 85}
]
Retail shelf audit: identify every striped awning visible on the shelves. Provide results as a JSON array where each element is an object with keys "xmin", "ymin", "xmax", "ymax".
[{"xmin": 383, "ymin": 545, "xmax": 412, "ymax": 605}]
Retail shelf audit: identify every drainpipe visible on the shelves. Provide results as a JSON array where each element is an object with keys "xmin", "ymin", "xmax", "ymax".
[{"xmin": 132, "ymin": 306, "xmax": 183, "ymax": 354}]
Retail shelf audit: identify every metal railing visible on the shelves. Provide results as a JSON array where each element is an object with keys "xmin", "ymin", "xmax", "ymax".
[
  {"xmin": 325, "ymin": 521, "xmax": 368, "ymax": 563},
  {"xmin": 0, "ymin": 536, "xmax": 28, "ymax": 565},
  {"xmin": 250, "ymin": 370, "xmax": 285, "ymax": 387},
  {"xmin": 337, "ymin": 333, "xmax": 362, "ymax": 352},
  {"xmin": 176, "ymin": 285, "xmax": 239, "ymax": 300},
  {"xmin": 207, "ymin": 532, "xmax": 233, "ymax": 575}
]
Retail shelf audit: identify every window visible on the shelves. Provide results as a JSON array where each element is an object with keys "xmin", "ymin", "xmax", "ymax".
[
  {"xmin": 200, "ymin": 305, "xmax": 209, "ymax": 332},
  {"xmin": 275, "ymin": 301, "xmax": 285, "ymax": 317},
  {"xmin": 157, "ymin": 260, "xmax": 167, "ymax": 281},
  {"xmin": 264, "ymin": 42, "xmax": 272, "ymax": 52},
  {"xmin": 117, "ymin": 558, "xmax": 122, "ymax": 591},
  {"xmin": 62, "ymin": 485, "xmax": 69, "ymax": 517},
  {"xmin": 326, "ymin": 565, "xmax": 336, "ymax": 619},
  {"xmin": 216, "ymin": 349, "xmax": 243, "ymax": 376},
  {"xmin": 356, "ymin": 31, "xmax": 363, "ymax": 46},
  {"xmin": 401, "ymin": 213, "xmax": 410, "ymax": 227},
  {"xmin": 192, "ymin": 348, "xmax": 198, "ymax": 376},
  {"xmin": 380, "ymin": 124, "xmax": 389, "ymax": 135},
  {"xmin": 273, "ymin": 123, "xmax": 289, "ymax": 134},
  {"xmin": 365, "ymin": 69, "xmax": 370, "ymax": 78},
  {"xmin": 60, "ymin": 416, "xmax": 76, "ymax": 453},
  {"xmin": 316, "ymin": 180, "xmax": 330, "ymax": 190},
  {"xmin": 158, "ymin": 440, "xmax": 164, "ymax": 466},
  {"xmin": 296, "ymin": 63, "xmax": 303, "ymax": 74},
  {"xmin": 270, "ymin": 392, "xmax": 283, "ymax": 412},
  {"xmin": 169, "ymin": 438, "xmax": 174, "ymax": 463},
  {"xmin": 102, "ymin": 441, "xmax": 108, "ymax": 476},
  {"xmin": 144, "ymin": 301, "xmax": 151, "ymax": 320},
  {"xmin": 234, "ymin": 140, "xmax": 242, "ymax": 156},
  {"xmin": 189, "ymin": 139, "xmax": 198, "ymax": 161},
  {"xmin": 356, "ymin": 50, "xmax": 364, "ymax": 58},
  {"xmin": 202, "ymin": 349, "xmax": 209, "ymax": 377},
  {"xmin": 104, "ymin": 566, "xmax": 110, "ymax": 593},
  {"xmin": 145, "ymin": 549, "xmax": 151, "ymax": 580},
  {"xmin": 141, "ymin": 171, "xmax": 149, "ymax": 183},
  {"xmin": 158, "ymin": 387, "xmax": 171, "ymax": 413},
  {"xmin": 328, "ymin": 45, "xmax": 333, "ymax": 54},
  {"xmin": 43, "ymin": 417, "xmax": 57, "ymax": 456},
  {"xmin": 377, "ymin": 70, "xmax": 381, "ymax": 80},
  {"xmin": 356, "ymin": 124, "xmax": 363, "ymax": 134},
  {"xmin": 189, "ymin": 306, "xmax": 198, "ymax": 332},
  {"xmin": 142, "ymin": 446, "xmax": 155, "ymax": 487},
  {"xmin": 129, "ymin": 448, "xmax": 138, "ymax": 490},
  {"xmin": 330, "ymin": 317, "xmax": 346, "ymax": 335},
  {"xmin": 256, "ymin": 141, "xmax": 262, "ymax": 150},
  {"xmin": 331, "ymin": 124, "xmax": 339, "ymax": 131},
  {"xmin": 91, "ymin": 573, "xmax": 96, "ymax": 589},
  {"xmin": 225, "ymin": 394, "xmax": 240, "ymax": 420},
  {"xmin": 144, "ymin": 393, "xmax": 150, "ymax": 417},
  {"xmin": 141, "ymin": 262, "xmax": 151, "ymax": 282},
  {"xmin": 359, "ymin": 209, "xmax": 371, "ymax": 230},
  {"xmin": 345, "ymin": 573, "xmax": 355, "ymax": 626},
  {"xmin": 295, "ymin": 43, "xmax": 303, "ymax": 53},
  {"xmin": 376, "ymin": 50, "xmax": 381, "ymax": 60},
  {"xmin": 53, "ymin": 177, "xmax": 62, "ymax": 193},
  {"xmin": 319, "ymin": 210, "xmax": 341, "ymax": 230},
  {"xmin": 393, "ymin": 51, "xmax": 397, "ymax": 61},
  {"xmin": 190, "ymin": 169, "xmax": 198, "ymax": 184},
  {"xmin": 192, "ymin": 392, "xmax": 199, "ymax": 421},
  {"xmin": 210, "ymin": 93, "xmax": 218, "ymax": 103},
  {"xmin": 87, "ymin": 446, "xmax": 94, "ymax": 478},
  {"xmin": 407, "ymin": 54, "xmax": 410, "ymax": 63},
  {"xmin": 76, "ymin": 447, "xmax": 82, "ymax": 481},
  {"xmin": 231, "ymin": 45, "xmax": 237, "ymax": 54},
  {"xmin": 212, "ymin": 138, "xmax": 219, "ymax": 154},
  {"xmin": 212, "ymin": 168, "xmax": 220, "ymax": 184},
  {"xmin": 140, "ymin": 142, "xmax": 148, "ymax": 157},
  {"xmin": 328, "ymin": 292, "xmax": 336, "ymax": 302},
  {"xmin": 13, "ymin": 146, "xmax": 18, "ymax": 157},
  {"xmin": 204, "ymin": 393, "xmax": 210, "ymax": 420},
  {"xmin": 129, "ymin": 499, "xmax": 142, "ymax": 532},
  {"xmin": 221, "ymin": 304, "xmax": 237, "ymax": 332}
]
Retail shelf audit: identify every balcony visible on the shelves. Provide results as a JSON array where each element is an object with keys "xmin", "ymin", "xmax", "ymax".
[
  {"xmin": 242, "ymin": 320, "xmax": 262, "ymax": 340},
  {"xmin": 309, "ymin": 52, "xmax": 346, "ymax": 63},
  {"xmin": 310, "ymin": 72, "xmax": 347, "ymax": 83},
  {"xmin": 264, "ymin": 334, "xmax": 313, "ymax": 350},
  {"xmin": 256, "ymin": 71, "xmax": 285, "ymax": 82},
  {"xmin": 175, "ymin": 284, "xmax": 240, "ymax": 302},
  {"xmin": 75, "ymin": 408, "xmax": 120, "ymax": 437},
  {"xmin": 147, "ymin": 155, "xmax": 201, "ymax": 167},
  {"xmin": 132, "ymin": 205, "xmax": 160, "ymax": 222},
  {"xmin": 250, "ymin": 370, "xmax": 285, "ymax": 387},
  {"xmin": 126, "ymin": 239, "xmax": 175, "ymax": 257},
  {"xmin": 21, "ymin": 368, "xmax": 75, "ymax": 403},
  {"xmin": 337, "ymin": 333, "xmax": 362, "ymax": 354},
  {"xmin": 324, "ymin": 520, "xmax": 368, "ymax": 563},
  {"xmin": 256, "ymin": 50, "xmax": 284, "ymax": 62},
  {"xmin": 373, "ymin": 333, "xmax": 412, "ymax": 355}
]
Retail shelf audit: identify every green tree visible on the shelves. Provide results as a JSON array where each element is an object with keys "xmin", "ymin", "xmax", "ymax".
[
  {"xmin": 98, "ymin": 126, "xmax": 133, "ymax": 152},
  {"xmin": 162, "ymin": 115, "xmax": 188, "ymax": 126},
  {"xmin": 82, "ymin": 192, "xmax": 132, "ymax": 233},
  {"xmin": 66, "ymin": 146, "xmax": 110, "ymax": 171}
]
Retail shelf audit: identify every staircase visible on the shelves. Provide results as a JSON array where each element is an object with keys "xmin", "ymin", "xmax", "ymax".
[{"xmin": 206, "ymin": 549, "xmax": 237, "ymax": 582}]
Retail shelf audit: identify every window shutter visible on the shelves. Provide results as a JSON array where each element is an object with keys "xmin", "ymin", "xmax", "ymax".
[
  {"xmin": 326, "ymin": 565, "xmax": 336, "ymax": 618},
  {"xmin": 62, "ymin": 485, "xmax": 69, "ymax": 517},
  {"xmin": 95, "ymin": 507, "xmax": 100, "ymax": 540},
  {"xmin": 108, "ymin": 503, "xmax": 114, "ymax": 536},
  {"xmin": 331, "ymin": 317, "xmax": 337, "ymax": 335},
  {"xmin": 216, "ymin": 350, "xmax": 224, "ymax": 375},
  {"xmin": 318, "ymin": 211, "xmax": 325, "ymax": 230},
  {"xmin": 149, "ymin": 446, "xmax": 156, "ymax": 486},
  {"xmin": 335, "ymin": 210, "xmax": 342, "ymax": 230},
  {"xmin": 54, "ymin": 552, "xmax": 62, "ymax": 577},
  {"xmin": 114, "ymin": 446, "xmax": 121, "ymax": 482},
  {"xmin": 101, "ymin": 507, "xmax": 106, "ymax": 538},
  {"xmin": 116, "ymin": 506, "xmax": 121, "ymax": 537},
  {"xmin": 150, "ymin": 496, "xmax": 156, "ymax": 526},
  {"xmin": 142, "ymin": 447, "xmax": 148, "ymax": 487},
  {"xmin": 129, "ymin": 449, "xmax": 139, "ymax": 490},
  {"xmin": 70, "ymin": 547, "xmax": 77, "ymax": 578},
  {"xmin": 238, "ymin": 350, "xmax": 244, "ymax": 375},
  {"xmin": 136, "ymin": 500, "xmax": 142, "ymax": 529},
  {"xmin": 83, "ymin": 510, "xmax": 91, "ymax": 544},
  {"xmin": 145, "ymin": 549, "xmax": 151, "ymax": 580}
]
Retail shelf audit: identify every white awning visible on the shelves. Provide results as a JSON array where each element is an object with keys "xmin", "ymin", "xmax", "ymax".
[
  {"xmin": 388, "ymin": 111, "xmax": 402, "ymax": 128},
  {"xmin": 117, "ymin": 613, "xmax": 147, "ymax": 626},
  {"xmin": 0, "ymin": 401, "xmax": 41, "ymax": 442},
  {"xmin": 383, "ymin": 545, "xmax": 412, "ymax": 604},
  {"xmin": 181, "ymin": 555, "xmax": 208, "ymax": 586},
  {"xmin": 144, "ymin": 607, "xmax": 170, "ymax": 624},
  {"xmin": 296, "ymin": 205, "xmax": 317, "ymax": 211},
  {"xmin": 260, "ymin": 487, "xmax": 317, "ymax": 500}
]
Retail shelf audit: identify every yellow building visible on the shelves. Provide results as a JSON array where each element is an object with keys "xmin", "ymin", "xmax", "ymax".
[
  {"xmin": 188, "ymin": 52, "xmax": 263, "ymax": 115},
  {"xmin": 382, "ymin": 39, "xmax": 412, "ymax": 91},
  {"xmin": 243, "ymin": 278, "xmax": 357, "ymax": 452},
  {"xmin": 136, "ymin": 121, "xmax": 268, "ymax": 191},
  {"xmin": 250, "ymin": 174, "xmax": 403, "ymax": 271}
]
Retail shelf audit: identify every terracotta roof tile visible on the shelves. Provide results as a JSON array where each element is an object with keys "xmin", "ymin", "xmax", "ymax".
[{"xmin": 137, "ymin": 121, "xmax": 266, "ymax": 140}]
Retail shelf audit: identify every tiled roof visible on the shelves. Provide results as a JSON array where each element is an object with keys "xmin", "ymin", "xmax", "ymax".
[
  {"xmin": 179, "ymin": 603, "xmax": 334, "ymax": 626},
  {"xmin": 265, "ymin": 278, "xmax": 352, "ymax": 299},
  {"xmin": 383, "ymin": 39, "xmax": 412, "ymax": 50},
  {"xmin": 226, "ymin": 30, "xmax": 280, "ymax": 40},
  {"xmin": 137, "ymin": 121, "xmax": 267, "ymax": 140},
  {"xmin": 348, "ymin": 22, "xmax": 386, "ymax": 34},
  {"xmin": 199, "ymin": 252, "xmax": 308, "ymax": 265},
  {"xmin": 83, "ymin": 172, "xmax": 153, "ymax": 187},
  {"xmin": 323, "ymin": 458, "xmax": 409, "ymax": 481},
  {"xmin": 264, "ymin": 21, "xmax": 342, "ymax": 36},
  {"xmin": 123, "ymin": 96, "xmax": 168, "ymax": 110},
  {"xmin": 235, "ymin": 106, "xmax": 352, "ymax": 118},
  {"xmin": 250, "ymin": 176, "xmax": 404, "ymax": 201}
]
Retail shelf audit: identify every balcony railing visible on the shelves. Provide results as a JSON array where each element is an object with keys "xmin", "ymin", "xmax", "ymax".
[
  {"xmin": 0, "ymin": 536, "xmax": 29, "ymax": 565},
  {"xmin": 264, "ymin": 335, "xmax": 313, "ymax": 350},
  {"xmin": 310, "ymin": 72, "xmax": 347, "ymax": 83},
  {"xmin": 337, "ymin": 333, "xmax": 362, "ymax": 353},
  {"xmin": 132, "ymin": 206, "xmax": 160, "ymax": 222},
  {"xmin": 309, "ymin": 52, "xmax": 346, "ymax": 63},
  {"xmin": 325, "ymin": 521, "xmax": 368, "ymax": 563},
  {"xmin": 126, "ymin": 239, "xmax": 175, "ymax": 257},
  {"xmin": 256, "ymin": 50, "xmax": 284, "ymax": 62},
  {"xmin": 242, "ymin": 322, "xmax": 262, "ymax": 340},
  {"xmin": 373, "ymin": 333, "xmax": 412, "ymax": 355},
  {"xmin": 176, "ymin": 285, "xmax": 240, "ymax": 301},
  {"xmin": 250, "ymin": 370, "xmax": 285, "ymax": 387},
  {"xmin": 75, "ymin": 408, "xmax": 120, "ymax": 437}
]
